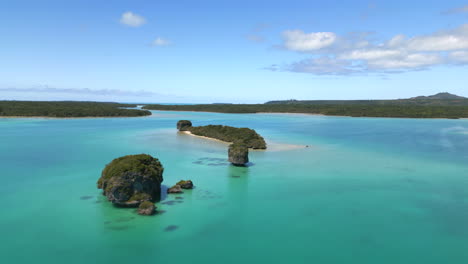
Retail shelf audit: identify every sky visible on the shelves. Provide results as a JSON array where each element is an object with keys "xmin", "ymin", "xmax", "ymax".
[{"xmin": 1, "ymin": 0, "xmax": 468, "ymax": 103}]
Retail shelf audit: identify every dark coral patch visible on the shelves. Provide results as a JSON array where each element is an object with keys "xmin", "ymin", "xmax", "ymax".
[
  {"xmin": 80, "ymin": 195, "xmax": 93, "ymax": 200},
  {"xmin": 164, "ymin": 225, "xmax": 179, "ymax": 232},
  {"xmin": 161, "ymin": 201, "xmax": 177, "ymax": 206}
]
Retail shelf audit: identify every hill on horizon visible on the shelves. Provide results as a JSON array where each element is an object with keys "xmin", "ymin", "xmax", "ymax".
[{"xmin": 409, "ymin": 92, "xmax": 466, "ymax": 100}]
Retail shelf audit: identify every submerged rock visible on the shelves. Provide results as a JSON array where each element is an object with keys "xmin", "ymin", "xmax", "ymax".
[
  {"xmin": 177, "ymin": 120, "xmax": 192, "ymax": 131},
  {"xmin": 97, "ymin": 154, "xmax": 164, "ymax": 207},
  {"xmin": 167, "ymin": 185, "xmax": 183, "ymax": 194},
  {"xmin": 164, "ymin": 225, "xmax": 179, "ymax": 232},
  {"xmin": 176, "ymin": 180, "xmax": 194, "ymax": 189},
  {"xmin": 228, "ymin": 142, "xmax": 249, "ymax": 166},
  {"xmin": 138, "ymin": 201, "xmax": 156, "ymax": 216}
]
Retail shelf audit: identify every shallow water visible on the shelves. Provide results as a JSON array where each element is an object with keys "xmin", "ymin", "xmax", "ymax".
[{"xmin": 1, "ymin": 111, "xmax": 468, "ymax": 263}]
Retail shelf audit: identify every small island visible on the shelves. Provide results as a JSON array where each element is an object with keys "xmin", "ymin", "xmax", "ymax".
[
  {"xmin": 97, "ymin": 154, "xmax": 164, "ymax": 210},
  {"xmin": 177, "ymin": 120, "xmax": 265, "ymax": 166},
  {"xmin": 177, "ymin": 121, "xmax": 266, "ymax": 149}
]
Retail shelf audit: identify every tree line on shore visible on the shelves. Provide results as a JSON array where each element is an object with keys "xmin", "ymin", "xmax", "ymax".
[
  {"xmin": 144, "ymin": 104, "xmax": 468, "ymax": 119},
  {"xmin": 0, "ymin": 101, "xmax": 151, "ymax": 117}
]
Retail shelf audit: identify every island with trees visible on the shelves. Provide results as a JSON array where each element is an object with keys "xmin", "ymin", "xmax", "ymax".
[
  {"xmin": 97, "ymin": 154, "xmax": 195, "ymax": 215},
  {"xmin": 176, "ymin": 120, "xmax": 266, "ymax": 149},
  {"xmin": 97, "ymin": 154, "xmax": 164, "ymax": 215},
  {"xmin": 177, "ymin": 120, "xmax": 266, "ymax": 166},
  {"xmin": 0, "ymin": 101, "xmax": 151, "ymax": 117}
]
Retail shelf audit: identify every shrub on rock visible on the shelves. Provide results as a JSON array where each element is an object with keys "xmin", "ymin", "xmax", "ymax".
[
  {"xmin": 177, "ymin": 120, "xmax": 193, "ymax": 131},
  {"xmin": 97, "ymin": 154, "xmax": 164, "ymax": 207}
]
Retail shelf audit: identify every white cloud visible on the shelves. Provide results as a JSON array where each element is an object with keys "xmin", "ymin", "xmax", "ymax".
[
  {"xmin": 368, "ymin": 53, "xmax": 443, "ymax": 70},
  {"xmin": 120, "ymin": 11, "xmax": 146, "ymax": 27},
  {"xmin": 282, "ymin": 30, "xmax": 337, "ymax": 51},
  {"xmin": 449, "ymin": 51, "xmax": 468, "ymax": 63},
  {"xmin": 387, "ymin": 34, "xmax": 406, "ymax": 47},
  {"xmin": 272, "ymin": 23, "xmax": 468, "ymax": 75},
  {"xmin": 406, "ymin": 24, "xmax": 468, "ymax": 51},
  {"xmin": 288, "ymin": 57, "xmax": 359, "ymax": 75},
  {"xmin": 152, "ymin": 37, "xmax": 171, "ymax": 46},
  {"xmin": 339, "ymin": 49, "xmax": 402, "ymax": 60}
]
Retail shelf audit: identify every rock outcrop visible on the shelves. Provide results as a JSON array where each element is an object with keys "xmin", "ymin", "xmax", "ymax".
[
  {"xmin": 167, "ymin": 185, "xmax": 183, "ymax": 194},
  {"xmin": 138, "ymin": 201, "xmax": 156, "ymax": 215},
  {"xmin": 176, "ymin": 180, "xmax": 194, "ymax": 189},
  {"xmin": 228, "ymin": 142, "xmax": 249, "ymax": 166},
  {"xmin": 177, "ymin": 120, "xmax": 192, "ymax": 131},
  {"xmin": 97, "ymin": 154, "xmax": 164, "ymax": 207}
]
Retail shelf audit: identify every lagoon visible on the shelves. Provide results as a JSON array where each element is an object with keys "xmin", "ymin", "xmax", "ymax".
[{"xmin": 1, "ymin": 111, "xmax": 468, "ymax": 263}]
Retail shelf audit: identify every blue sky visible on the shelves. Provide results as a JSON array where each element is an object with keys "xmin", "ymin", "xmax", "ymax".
[{"xmin": 1, "ymin": 0, "xmax": 468, "ymax": 103}]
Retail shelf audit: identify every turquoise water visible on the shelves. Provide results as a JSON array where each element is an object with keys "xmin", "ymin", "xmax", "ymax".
[{"xmin": 1, "ymin": 111, "xmax": 468, "ymax": 263}]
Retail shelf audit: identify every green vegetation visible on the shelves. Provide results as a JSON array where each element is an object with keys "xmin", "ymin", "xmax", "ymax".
[
  {"xmin": 138, "ymin": 201, "xmax": 154, "ymax": 209},
  {"xmin": 228, "ymin": 142, "xmax": 249, "ymax": 166},
  {"xmin": 99, "ymin": 154, "xmax": 164, "ymax": 189},
  {"xmin": 188, "ymin": 124, "xmax": 267, "ymax": 149},
  {"xmin": 145, "ymin": 104, "xmax": 468, "ymax": 119},
  {"xmin": 176, "ymin": 120, "xmax": 192, "ymax": 131},
  {"xmin": 98, "ymin": 154, "xmax": 164, "ymax": 206},
  {"xmin": 0, "ymin": 101, "xmax": 151, "ymax": 117},
  {"xmin": 137, "ymin": 201, "xmax": 156, "ymax": 215}
]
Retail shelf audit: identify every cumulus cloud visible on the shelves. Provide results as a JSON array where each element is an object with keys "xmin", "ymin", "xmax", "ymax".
[
  {"xmin": 271, "ymin": 24, "xmax": 468, "ymax": 75},
  {"xmin": 449, "ymin": 51, "xmax": 468, "ymax": 63},
  {"xmin": 120, "ymin": 11, "xmax": 146, "ymax": 27},
  {"xmin": 152, "ymin": 37, "xmax": 171, "ymax": 46},
  {"xmin": 405, "ymin": 24, "xmax": 468, "ymax": 51},
  {"xmin": 282, "ymin": 30, "xmax": 337, "ymax": 51}
]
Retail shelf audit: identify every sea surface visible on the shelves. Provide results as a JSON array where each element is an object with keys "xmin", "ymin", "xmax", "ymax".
[{"xmin": 1, "ymin": 111, "xmax": 468, "ymax": 263}]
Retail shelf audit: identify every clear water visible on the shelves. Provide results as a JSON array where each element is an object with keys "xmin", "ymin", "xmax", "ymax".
[{"xmin": 1, "ymin": 111, "xmax": 468, "ymax": 263}]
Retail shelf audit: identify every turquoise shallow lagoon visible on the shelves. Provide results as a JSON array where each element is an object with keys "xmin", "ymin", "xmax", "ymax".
[{"xmin": 1, "ymin": 111, "xmax": 468, "ymax": 263}]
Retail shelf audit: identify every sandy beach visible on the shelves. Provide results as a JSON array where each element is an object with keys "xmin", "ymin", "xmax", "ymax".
[{"xmin": 179, "ymin": 130, "xmax": 308, "ymax": 151}]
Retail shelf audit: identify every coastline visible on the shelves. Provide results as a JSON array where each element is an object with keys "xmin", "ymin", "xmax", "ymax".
[
  {"xmin": 0, "ymin": 115, "xmax": 152, "ymax": 119},
  {"xmin": 149, "ymin": 109, "xmax": 467, "ymax": 120},
  {"xmin": 179, "ymin": 131, "xmax": 307, "ymax": 151}
]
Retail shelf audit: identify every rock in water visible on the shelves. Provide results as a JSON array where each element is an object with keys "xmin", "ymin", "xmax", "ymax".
[
  {"xmin": 228, "ymin": 142, "xmax": 249, "ymax": 166},
  {"xmin": 138, "ymin": 201, "xmax": 156, "ymax": 215},
  {"xmin": 176, "ymin": 180, "xmax": 194, "ymax": 189},
  {"xmin": 167, "ymin": 185, "xmax": 183, "ymax": 194},
  {"xmin": 97, "ymin": 154, "xmax": 164, "ymax": 207},
  {"xmin": 177, "ymin": 120, "xmax": 192, "ymax": 131}
]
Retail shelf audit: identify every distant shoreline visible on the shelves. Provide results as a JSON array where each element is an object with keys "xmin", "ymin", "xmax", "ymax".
[
  {"xmin": 0, "ymin": 115, "xmax": 151, "ymax": 119},
  {"xmin": 150, "ymin": 109, "xmax": 467, "ymax": 120}
]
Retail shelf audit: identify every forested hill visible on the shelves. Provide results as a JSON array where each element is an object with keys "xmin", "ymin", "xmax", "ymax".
[
  {"xmin": 0, "ymin": 101, "xmax": 151, "ymax": 117},
  {"xmin": 265, "ymin": 93, "xmax": 468, "ymax": 106}
]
